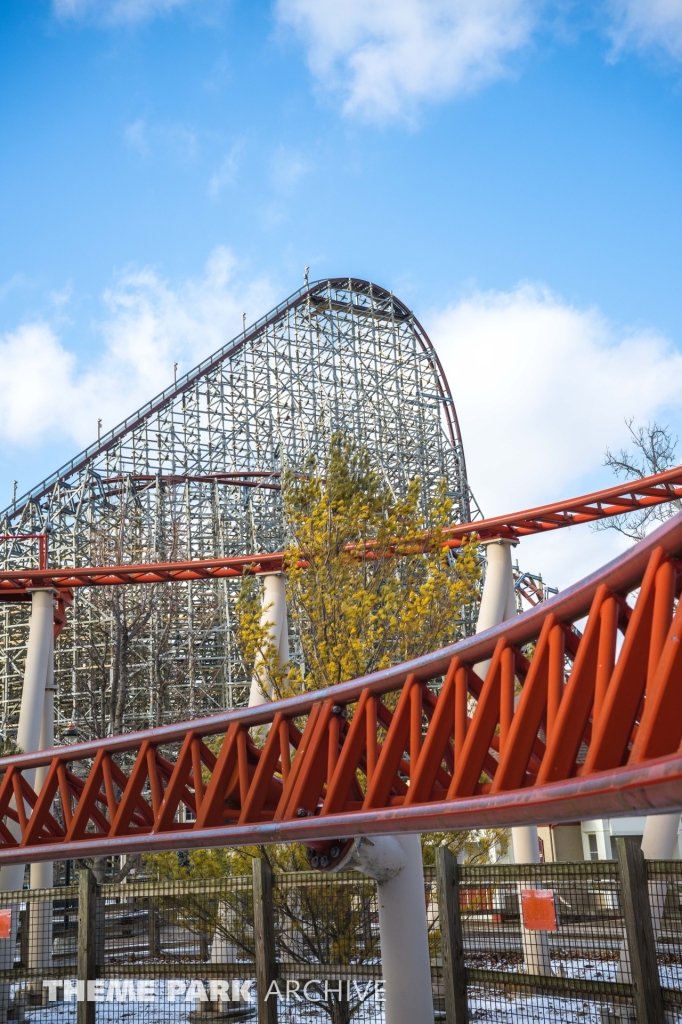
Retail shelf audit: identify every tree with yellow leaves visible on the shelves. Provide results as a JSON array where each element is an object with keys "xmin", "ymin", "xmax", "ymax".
[
  {"xmin": 237, "ymin": 432, "xmax": 480, "ymax": 701},
  {"xmin": 143, "ymin": 436, "xmax": 495, "ymax": 1024}
]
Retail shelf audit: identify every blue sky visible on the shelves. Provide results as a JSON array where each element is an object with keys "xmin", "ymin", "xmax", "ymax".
[{"xmin": 1, "ymin": 0, "xmax": 682, "ymax": 586}]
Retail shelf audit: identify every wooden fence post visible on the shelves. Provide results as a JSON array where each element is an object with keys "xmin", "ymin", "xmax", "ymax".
[
  {"xmin": 615, "ymin": 837, "xmax": 664, "ymax": 1024},
  {"xmin": 148, "ymin": 897, "xmax": 161, "ymax": 957},
  {"xmin": 252, "ymin": 856, "xmax": 278, "ymax": 1024},
  {"xmin": 18, "ymin": 907, "xmax": 28, "ymax": 968},
  {"xmin": 435, "ymin": 846, "xmax": 469, "ymax": 1024},
  {"xmin": 77, "ymin": 868, "xmax": 97, "ymax": 1024}
]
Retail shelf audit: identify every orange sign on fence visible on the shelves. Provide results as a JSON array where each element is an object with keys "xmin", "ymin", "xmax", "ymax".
[
  {"xmin": 520, "ymin": 889, "xmax": 557, "ymax": 931},
  {"xmin": 0, "ymin": 909, "xmax": 11, "ymax": 939}
]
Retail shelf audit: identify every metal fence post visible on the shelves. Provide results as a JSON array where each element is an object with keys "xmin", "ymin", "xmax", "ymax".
[
  {"xmin": 435, "ymin": 846, "xmax": 468, "ymax": 1024},
  {"xmin": 615, "ymin": 837, "xmax": 664, "ymax": 1024},
  {"xmin": 252, "ymin": 856, "xmax": 278, "ymax": 1024},
  {"xmin": 77, "ymin": 868, "xmax": 97, "ymax": 1024}
]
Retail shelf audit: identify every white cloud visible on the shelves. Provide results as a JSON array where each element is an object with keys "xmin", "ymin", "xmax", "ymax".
[
  {"xmin": 0, "ymin": 324, "xmax": 79, "ymax": 445},
  {"xmin": 208, "ymin": 145, "xmax": 241, "ymax": 197},
  {"xmin": 4, "ymin": 268, "xmax": 680, "ymax": 595},
  {"xmin": 270, "ymin": 146, "xmax": 309, "ymax": 190},
  {"xmin": 49, "ymin": 285, "xmax": 73, "ymax": 310},
  {"xmin": 428, "ymin": 284, "xmax": 682, "ymax": 589},
  {"xmin": 124, "ymin": 119, "xmax": 150, "ymax": 157},
  {"xmin": 276, "ymin": 0, "xmax": 540, "ymax": 120},
  {"xmin": 0, "ymin": 248, "xmax": 275, "ymax": 450},
  {"xmin": 124, "ymin": 119, "xmax": 198, "ymax": 161},
  {"xmin": 605, "ymin": 0, "xmax": 682, "ymax": 62},
  {"xmin": 0, "ymin": 275, "xmax": 25, "ymax": 304}
]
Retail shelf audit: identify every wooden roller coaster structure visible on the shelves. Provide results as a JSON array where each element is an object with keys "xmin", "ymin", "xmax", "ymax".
[{"xmin": 0, "ymin": 467, "xmax": 682, "ymax": 866}]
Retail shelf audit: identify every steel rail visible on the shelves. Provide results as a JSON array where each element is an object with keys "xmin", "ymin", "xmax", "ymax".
[
  {"xmin": 1, "ymin": 512, "xmax": 681, "ymax": 865},
  {"xmin": 3, "ymin": 754, "xmax": 679, "ymax": 865},
  {"xmin": 0, "ymin": 464, "xmax": 680, "ymax": 599},
  {"xmin": 0, "ymin": 552, "xmax": 290, "ymax": 601},
  {"xmin": 440, "ymin": 464, "xmax": 682, "ymax": 544}
]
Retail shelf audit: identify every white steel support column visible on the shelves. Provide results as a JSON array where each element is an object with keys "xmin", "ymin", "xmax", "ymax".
[
  {"xmin": 642, "ymin": 812, "xmax": 680, "ymax": 860},
  {"xmin": 28, "ymin": 629, "xmax": 55, "ymax": 971},
  {"xmin": 511, "ymin": 826, "xmax": 541, "ymax": 865},
  {"xmin": 375, "ymin": 834, "xmax": 434, "ymax": 1023},
  {"xmin": 510, "ymin": 818, "xmax": 553, "ymax": 976},
  {"xmin": 209, "ymin": 578, "xmax": 288, "ymax": 974},
  {"xmin": 511, "ymin": 827, "xmax": 540, "ymax": 865},
  {"xmin": 475, "ymin": 540, "xmax": 553, "ymax": 975},
  {"xmin": 475, "ymin": 540, "xmax": 541, "ymax": 867},
  {"xmin": 248, "ymin": 574, "xmax": 289, "ymax": 707},
  {"xmin": 613, "ymin": 813, "xmax": 682, "ymax": 985},
  {"xmin": 475, "ymin": 539, "xmax": 518, "ymax": 640},
  {"xmin": 16, "ymin": 590, "xmax": 53, "ymax": 764},
  {"xmin": 348, "ymin": 838, "xmax": 435, "ymax": 1023},
  {"xmin": 642, "ymin": 813, "xmax": 681, "ymax": 945},
  {"xmin": 249, "ymin": 576, "xmax": 434, "ymax": 1022},
  {"xmin": 0, "ymin": 589, "xmax": 54, "ymax": 896},
  {"xmin": 337, "ymin": 834, "xmax": 434, "ymax": 1023},
  {"xmin": 0, "ymin": 589, "xmax": 54, "ymax": 1020},
  {"xmin": 212, "ymin": 576, "xmax": 281, "ymax": 983}
]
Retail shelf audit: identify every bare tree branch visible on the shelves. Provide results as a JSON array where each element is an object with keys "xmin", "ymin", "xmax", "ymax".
[{"xmin": 593, "ymin": 419, "xmax": 681, "ymax": 541}]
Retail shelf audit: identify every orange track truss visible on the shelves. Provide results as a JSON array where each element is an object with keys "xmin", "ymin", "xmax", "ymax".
[
  {"xmin": 442, "ymin": 464, "xmax": 682, "ymax": 543},
  {"xmin": 2, "ymin": 512, "xmax": 682, "ymax": 865},
  {"xmin": 0, "ymin": 464, "xmax": 681, "ymax": 600}
]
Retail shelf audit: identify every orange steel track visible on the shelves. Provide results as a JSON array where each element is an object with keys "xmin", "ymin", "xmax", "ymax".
[
  {"xmin": 2, "ymin": 511, "xmax": 682, "ymax": 865},
  {"xmin": 0, "ymin": 464, "xmax": 681, "ymax": 601}
]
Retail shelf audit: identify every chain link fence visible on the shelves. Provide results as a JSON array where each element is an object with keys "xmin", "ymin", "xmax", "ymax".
[
  {"xmin": 0, "ymin": 838, "xmax": 679, "ymax": 1022},
  {"xmin": 427, "ymin": 859, "xmax": 638, "ymax": 1023}
]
